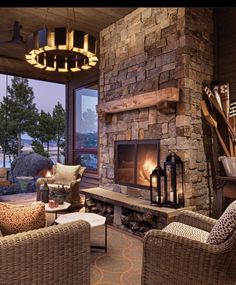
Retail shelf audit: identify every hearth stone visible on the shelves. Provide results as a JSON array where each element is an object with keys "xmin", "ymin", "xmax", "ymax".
[
  {"xmin": 113, "ymin": 184, "xmax": 121, "ymax": 193},
  {"xmin": 120, "ymin": 185, "xmax": 127, "ymax": 195},
  {"xmin": 126, "ymin": 187, "xmax": 142, "ymax": 199},
  {"xmin": 127, "ymin": 187, "xmax": 150, "ymax": 200}
]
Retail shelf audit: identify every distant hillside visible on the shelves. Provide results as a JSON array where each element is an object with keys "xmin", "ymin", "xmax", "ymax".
[
  {"xmin": 22, "ymin": 138, "xmax": 57, "ymax": 147},
  {"xmin": 22, "ymin": 138, "xmax": 32, "ymax": 147}
]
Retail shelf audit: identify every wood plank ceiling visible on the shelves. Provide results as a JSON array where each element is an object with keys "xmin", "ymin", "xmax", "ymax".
[{"xmin": 0, "ymin": 8, "xmax": 136, "ymax": 83}]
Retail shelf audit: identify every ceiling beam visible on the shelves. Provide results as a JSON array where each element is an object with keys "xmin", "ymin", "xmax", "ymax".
[{"xmin": 0, "ymin": 55, "xmax": 69, "ymax": 84}]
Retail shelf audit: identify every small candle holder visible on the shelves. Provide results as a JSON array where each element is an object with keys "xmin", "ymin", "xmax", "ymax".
[{"xmin": 48, "ymin": 200, "xmax": 59, "ymax": 208}]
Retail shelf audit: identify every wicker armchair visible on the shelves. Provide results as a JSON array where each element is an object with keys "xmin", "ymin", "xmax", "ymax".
[
  {"xmin": 36, "ymin": 163, "xmax": 86, "ymax": 210},
  {"xmin": 0, "ymin": 220, "xmax": 90, "ymax": 285},
  {"xmin": 142, "ymin": 210, "xmax": 236, "ymax": 285}
]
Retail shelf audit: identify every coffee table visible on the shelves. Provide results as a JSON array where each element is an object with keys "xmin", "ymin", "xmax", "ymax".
[
  {"xmin": 55, "ymin": 212, "xmax": 107, "ymax": 253},
  {"xmin": 45, "ymin": 201, "xmax": 71, "ymax": 219}
]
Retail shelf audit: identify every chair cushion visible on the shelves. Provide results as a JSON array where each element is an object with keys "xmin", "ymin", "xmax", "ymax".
[
  {"xmin": 207, "ymin": 201, "xmax": 236, "ymax": 245},
  {"xmin": 0, "ymin": 168, "xmax": 7, "ymax": 181},
  {"xmin": 0, "ymin": 202, "xmax": 46, "ymax": 236},
  {"xmin": 163, "ymin": 222, "xmax": 209, "ymax": 243},
  {"xmin": 54, "ymin": 163, "xmax": 81, "ymax": 185}
]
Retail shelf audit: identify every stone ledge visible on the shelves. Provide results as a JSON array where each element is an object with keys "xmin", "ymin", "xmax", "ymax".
[{"xmin": 81, "ymin": 187, "xmax": 195, "ymax": 221}]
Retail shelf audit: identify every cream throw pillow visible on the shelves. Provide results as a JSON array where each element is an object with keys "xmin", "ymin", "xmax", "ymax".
[{"xmin": 54, "ymin": 163, "xmax": 81, "ymax": 185}]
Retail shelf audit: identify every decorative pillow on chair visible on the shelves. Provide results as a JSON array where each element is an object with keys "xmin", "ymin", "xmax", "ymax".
[
  {"xmin": 54, "ymin": 163, "xmax": 81, "ymax": 185},
  {"xmin": 0, "ymin": 168, "xmax": 8, "ymax": 182},
  {"xmin": 207, "ymin": 201, "xmax": 236, "ymax": 245},
  {"xmin": 0, "ymin": 202, "xmax": 46, "ymax": 236}
]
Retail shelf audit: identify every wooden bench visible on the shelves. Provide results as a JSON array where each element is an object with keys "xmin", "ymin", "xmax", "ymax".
[{"xmin": 81, "ymin": 187, "xmax": 195, "ymax": 230}]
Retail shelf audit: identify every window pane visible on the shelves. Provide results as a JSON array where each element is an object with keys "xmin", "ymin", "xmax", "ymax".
[
  {"xmin": 75, "ymin": 85, "xmax": 98, "ymax": 149},
  {"xmin": 75, "ymin": 153, "xmax": 98, "ymax": 170},
  {"xmin": 74, "ymin": 84, "xmax": 98, "ymax": 171}
]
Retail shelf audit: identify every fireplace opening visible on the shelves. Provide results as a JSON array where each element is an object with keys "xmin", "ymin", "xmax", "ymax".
[{"xmin": 115, "ymin": 140, "xmax": 160, "ymax": 189}]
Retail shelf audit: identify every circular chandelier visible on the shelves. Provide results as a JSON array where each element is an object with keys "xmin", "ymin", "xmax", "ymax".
[{"xmin": 25, "ymin": 27, "xmax": 98, "ymax": 72}]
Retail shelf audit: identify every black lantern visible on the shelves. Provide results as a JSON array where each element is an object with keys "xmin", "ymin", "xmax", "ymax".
[
  {"xmin": 150, "ymin": 166, "xmax": 165, "ymax": 206},
  {"xmin": 164, "ymin": 152, "xmax": 184, "ymax": 208},
  {"xmin": 39, "ymin": 182, "xmax": 49, "ymax": 203}
]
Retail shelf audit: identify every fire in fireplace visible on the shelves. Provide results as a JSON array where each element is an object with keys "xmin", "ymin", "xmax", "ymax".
[{"xmin": 115, "ymin": 140, "xmax": 160, "ymax": 189}]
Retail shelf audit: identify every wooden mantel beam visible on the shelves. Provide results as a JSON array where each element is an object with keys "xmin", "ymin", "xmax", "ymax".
[{"xmin": 96, "ymin": 87, "xmax": 179, "ymax": 116}]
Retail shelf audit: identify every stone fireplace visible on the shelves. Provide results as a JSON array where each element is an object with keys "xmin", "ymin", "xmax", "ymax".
[
  {"xmin": 98, "ymin": 7, "xmax": 214, "ymax": 215},
  {"xmin": 115, "ymin": 139, "xmax": 160, "ymax": 189}
]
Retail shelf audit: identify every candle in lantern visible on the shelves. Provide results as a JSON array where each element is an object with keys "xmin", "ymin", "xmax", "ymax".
[
  {"xmin": 155, "ymin": 195, "xmax": 164, "ymax": 203},
  {"xmin": 169, "ymin": 191, "xmax": 179, "ymax": 203},
  {"xmin": 152, "ymin": 177, "xmax": 158, "ymax": 183}
]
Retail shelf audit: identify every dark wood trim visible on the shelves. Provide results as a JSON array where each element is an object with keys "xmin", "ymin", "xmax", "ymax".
[
  {"xmin": 65, "ymin": 82, "xmax": 70, "ymax": 165},
  {"xmin": 215, "ymin": 175, "xmax": 236, "ymax": 217},
  {"xmin": 213, "ymin": 8, "xmax": 219, "ymax": 81},
  {"xmin": 215, "ymin": 7, "xmax": 236, "ymax": 101},
  {"xmin": 72, "ymin": 87, "xmax": 76, "ymax": 164},
  {"xmin": 215, "ymin": 175, "xmax": 236, "ymax": 182},
  {"xmin": 74, "ymin": 148, "xmax": 97, "ymax": 154}
]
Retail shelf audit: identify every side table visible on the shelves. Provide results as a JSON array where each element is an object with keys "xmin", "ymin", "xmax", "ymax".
[
  {"xmin": 45, "ymin": 201, "xmax": 71, "ymax": 219},
  {"xmin": 55, "ymin": 212, "xmax": 107, "ymax": 253},
  {"xmin": 215, "ymin": 176, "xmax": 236, "ymax": 217}
]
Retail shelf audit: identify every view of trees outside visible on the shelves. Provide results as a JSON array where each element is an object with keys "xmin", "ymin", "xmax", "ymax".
[
  {"xmin": 0, "ymin": 75, "xmax": 65, "ymax": 167},
  {"xmin": 75, "ymin": 86, "xmax": 98, "ymax": 170}
]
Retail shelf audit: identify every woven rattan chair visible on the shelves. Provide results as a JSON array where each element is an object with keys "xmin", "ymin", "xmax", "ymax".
[
  {"xmin": 0, "ymin": 220, "xmax": 90, "ymax": 285},
  {"xmin": 142, "ymin": 210, "xmax": 236, "ymax": 285},
  {"xmin": 36, "ymin": 163, "xmax": 86, "ymax": 210}
]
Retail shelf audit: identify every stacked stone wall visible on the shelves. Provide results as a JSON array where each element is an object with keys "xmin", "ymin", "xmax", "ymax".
[{"xmin": 99, "ymin": 7, "xmax": 214, "ymax": 213}]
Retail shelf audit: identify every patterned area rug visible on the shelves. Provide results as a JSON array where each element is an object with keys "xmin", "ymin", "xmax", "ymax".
[{"xmin": 91, "ymin": 226, "xmax": 142, "ymax": 285}]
